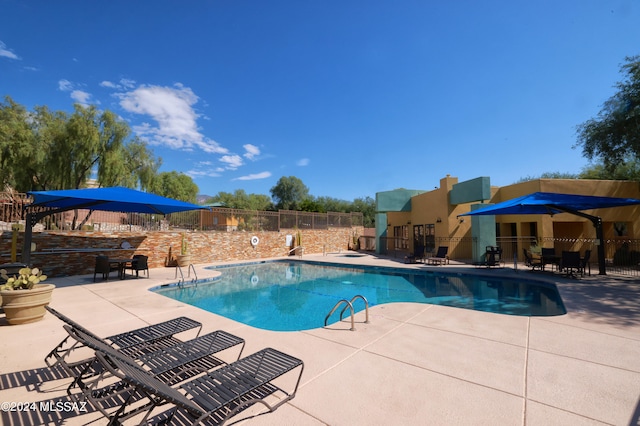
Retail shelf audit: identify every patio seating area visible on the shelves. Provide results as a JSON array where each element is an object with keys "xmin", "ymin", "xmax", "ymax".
[{"xmin": 1, "ymin": 254, "xmax": 639, "ymax": 425}]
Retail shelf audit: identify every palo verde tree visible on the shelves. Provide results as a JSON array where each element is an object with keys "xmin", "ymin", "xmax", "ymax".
[{"xmin": 576, "ymin": 56, "xmax": 640, "ymax": 174}]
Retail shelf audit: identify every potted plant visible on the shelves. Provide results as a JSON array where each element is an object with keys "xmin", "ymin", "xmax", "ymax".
[
  {"xmin": 176, "ymin": 233, "xmax": 191, "ymax": 267},
  {"xmin": 0, "ymin": 267, "xmax": 55, "ymax": 325}
]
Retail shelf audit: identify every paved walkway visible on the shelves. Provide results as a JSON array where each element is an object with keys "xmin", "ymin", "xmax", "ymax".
[{"xmin": 1, "ymin": 253, "xmax": 639, "ymax": 425}]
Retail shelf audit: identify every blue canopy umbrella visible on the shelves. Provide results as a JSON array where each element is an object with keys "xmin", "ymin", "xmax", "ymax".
[
  {"xmin": 459, "ymin": 192, "xmax": 640, "ymax": 275},
  {"xmin": 22, "ymin": 187, "xmax": 209, "ymax": 264},
  {"xmin": 28, "ymin": 186, "xmax": 207, "ymax": 215}
]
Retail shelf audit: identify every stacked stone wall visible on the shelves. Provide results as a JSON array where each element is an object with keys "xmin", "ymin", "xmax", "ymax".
[{"xmin": 0, "ymin": 227, "xmax": 364, "ymax": 277}]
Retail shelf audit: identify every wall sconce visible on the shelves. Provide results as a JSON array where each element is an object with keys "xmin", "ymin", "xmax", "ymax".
[
  {"xmin": 436, "ymin": 217, "xmax": 442, "ymax": 223},
  {"xmin": 387, "ymin": 223, "xmax": 391, "ymax": 227},
  {"xmin": 407, "ymin": 221, "xmax": 411, "ymax": 225}
]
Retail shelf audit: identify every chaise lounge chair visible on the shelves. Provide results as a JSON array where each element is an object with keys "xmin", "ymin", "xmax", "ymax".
[
  {"xmin": 44, "ymin": 306, "xmax": 202, "ymax": 375},
  {"xmin": 92, "ymin": 346, "xmax": 304, "ymax": 425},
  {"xmin": 426, "ymin": 246, "xmax": 449, "ymax": 265},
  {"xmin": 66, "ymin": 325, "xmax": 246, "ymax": 420}
]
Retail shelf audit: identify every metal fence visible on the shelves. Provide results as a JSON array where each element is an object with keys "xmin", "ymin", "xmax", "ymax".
[
  {"xmin": 0, "ymin": 192, "xmax": 363, "ymax": 233},
  {"xmin": 379, "ymin": 236, "xmax": 476, "ymax": 261},
  {"xmin": 539, "ymin": 237, "xmax": 640, "ymax": 276}
]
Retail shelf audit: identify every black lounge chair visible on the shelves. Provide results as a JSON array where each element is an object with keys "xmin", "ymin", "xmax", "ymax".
[
  {"xmin": 66, "ymin": 326, "xmax": 246, "ymax": 420},
  {"xmin": 560, "ymin": 251, "xmax": 582, "ymax": 278},
  {"xmin": 44, "ymin": 306, "xmax": 202, "ymax": 375},
  {"xmin": 523, "ymin": 249, "xmax": 543, "ymax": 270},
  {"xmin": 92, "ymin": 347, "xmax": 304, "ymax": 425},
  {"xmin": 426, "ymin": 246, "xmax": 449, "ymax": 265}
]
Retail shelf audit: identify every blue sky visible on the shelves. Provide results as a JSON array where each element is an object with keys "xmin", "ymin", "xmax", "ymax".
[{"xmin": 1, "ymin": 1, "xmax": 639, "ymax": 201}]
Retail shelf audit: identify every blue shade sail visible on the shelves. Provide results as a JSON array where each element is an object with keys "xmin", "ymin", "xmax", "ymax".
[
  {"xmin": 459, "ymin": 192, "xmax": 640, "ymax": 275},
  {"xmin": 28, "ymin": 187, "xmax": 208, "ymax": 215},
  {"xmin": 459, "ymin": 192, "xmax": 640, "ymax": 216}
]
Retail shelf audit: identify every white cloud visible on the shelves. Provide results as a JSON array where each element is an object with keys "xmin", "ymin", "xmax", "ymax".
[
  {"xmin": 243, "ymin": 144, "xmax": 260, "ymax": 160},
  {"xmin": 118, "ymin": 84, "xmax": 227, "ymax": 154},
  {"xmin": 297, "ymin": 158, "xmax": 310, "ymax": 166},
  {"xmin": 58, "ymin": 79, "xmax": 73, "ymax": 91},
  {"xmin": 220, "ymin": 154, "xmax": 243, "ymax": 170},
  {"xmin": 70, "ymin": 90, "xmax": 94, "ymax": 106},
  {"xmin": 186, "ymin": 169, "xmax": 222, "ymax": 178},
  {"xmin": 0, "ymin": 41, "xmax": 20, "ymax": 60},
  {"xmin": 100, "ymin": 78, "xmax": 136, "ymax": 90},
  {"xmin": 234, "ymin": 171, "xmax": 272, "ymax": 181},
  {"xmin": 100, "ymin": 80, "xmax": 118, "ymax": 88}
]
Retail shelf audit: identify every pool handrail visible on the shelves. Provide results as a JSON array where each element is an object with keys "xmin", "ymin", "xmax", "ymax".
[
  {"xmin": 340, "ymin": 295, "xmax": 369, "ymax": 325},
  {"xmin": 324, "ymin": 299, "xmax": 355, "ymax": 331}
]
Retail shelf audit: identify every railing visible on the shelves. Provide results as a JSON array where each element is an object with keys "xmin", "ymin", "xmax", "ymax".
[
  {"xmin": 174, "ymin": 264, "xmax": 198, "ymax": 287},
  {"xmin": 0, "ymin": 192, "xmax": 363, "ymax": 232},
  {"xmin": 324, "ymin": 295, "xmax": 369, "ymax": 331},
  {"xmin": 380, "ymin": 236, "xmax": 476, "ymax": 263},
  {"xmin": 288, "ymin": 246, "xmax": 304, "ymax": 257}
]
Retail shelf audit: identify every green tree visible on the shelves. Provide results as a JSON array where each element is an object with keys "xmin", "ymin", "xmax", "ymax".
[
  {"xmin": 576, "ymin": 56, "xmax": 640, "ymax": 174},
  {"xmin": 516, "ymin": 172, "xmax": 579, "ymax": 183},
  {"xmin": 207, "ymin": 189, "xmax": 272, "ymax": 210},
  {"xmin": 579, "ymin": 158, "xmax": 640, "ymax": 180},
  {"xmin": 0, "ymin": 97, "xmax": 161, "ymax": 192},
  {"xmin": 150, "ymin": 171, "xmax": 199, "ymax": 203},
  {"xmin": 299, "ymin": 198, "xmax": 325, "ymax": 212},
  {"xmin": 352, "ymin": 196, "xmax": 376, "ymax": 227},
  {"xmin": 270, "ymin": 176, "xmax": 309, "ymax": 210}
]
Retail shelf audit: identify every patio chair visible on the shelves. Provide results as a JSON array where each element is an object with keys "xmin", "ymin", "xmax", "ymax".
[
  {"xmin": 44, "ymin": 306, "xmax": 202, "ymax": 375},
  {"xmin": 66, "ymin": 325, "xmax": 246, "ymax": 419},
  {"xmin": 484, "ymin": 246, "xmax": 503, "ymax": 267},
  {"xmin": 426, "ymin": 246, "xmax": 449, "ymax": 265},
  {"xmin": 541, "ymin": 248, "xmax": 560, "ymax": 271},
  {"xmin": 127, "ymin": 254, "xmax": 149, "ymax": 278},
  {"xmin": 91, "ymin": 347, "xmax": 304, "ymax": 425},
  {"xmin": 523, "ymin": 249, "xmax": 543, "ymax": 270},
  {"xmin": 405, "ymin": 244, "xmax": 425, "ymax": 264},
  {"xmin": 93, "ymin": 255, "xmax": 118, "ymax": 282},
  {"xmin": 560, "ymin": 251, "xmax": 582, "ymax": 278}
]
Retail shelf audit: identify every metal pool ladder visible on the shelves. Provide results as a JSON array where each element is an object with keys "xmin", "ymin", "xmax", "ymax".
[
  {"xmin": 324, "ymin": 295, "xmax": 369, "ymax": 331},
  {"xmin": 174, "ymin": 264, "xmax": 198, "ymax": 288}
]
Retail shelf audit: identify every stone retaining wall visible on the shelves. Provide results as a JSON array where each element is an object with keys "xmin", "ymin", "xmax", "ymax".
[{"xmin": 0, "ymin": 227, "xmax": 364, "ymax": 277}]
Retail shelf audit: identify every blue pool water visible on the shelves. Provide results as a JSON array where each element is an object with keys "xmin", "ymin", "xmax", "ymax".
[{"xmin": 152, "ymin": 261, "xmax": 566, "ymax": 331}]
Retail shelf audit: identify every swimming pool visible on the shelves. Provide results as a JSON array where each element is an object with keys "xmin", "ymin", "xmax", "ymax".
[{"xmin": 152, "ymin": 261, "xmax": 566, "ymax": 331}]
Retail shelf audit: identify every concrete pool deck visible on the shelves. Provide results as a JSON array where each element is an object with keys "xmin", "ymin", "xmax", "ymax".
[{"xmin": 1, "ymin": 253, "xmax": 639, "ymax": 425}]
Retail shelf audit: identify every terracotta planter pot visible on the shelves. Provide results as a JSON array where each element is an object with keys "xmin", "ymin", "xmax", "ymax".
[
  {"xmin": 176, "ymin": 254, "xmax": 191, "ymax": 267},
  {"xmin": 0, "ymin": 283, "xmax": 55, "ymax": 325}
]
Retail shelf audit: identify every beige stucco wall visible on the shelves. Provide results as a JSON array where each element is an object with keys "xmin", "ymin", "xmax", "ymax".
[
  {"xmin": 492, "ymin": 179, "xmax": 640, "ymax": 240},
  {"xmin": 382, "ymin": 175, "xmax": 640, "ymax": 261}
]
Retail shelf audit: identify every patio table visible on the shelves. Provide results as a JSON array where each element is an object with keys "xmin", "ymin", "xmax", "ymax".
[
  {"xmin": 541, "ymin": 254, "xmax": 561, "ymax": 272},
  {"xmin": 109, "ymin": 258, "xmax": 133, "ymax": 280}
]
